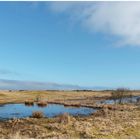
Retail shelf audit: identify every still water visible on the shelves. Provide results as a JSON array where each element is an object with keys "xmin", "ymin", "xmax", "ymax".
[
  {"xmin": 0, "ymin": 103, "xmax": 97, "ymax": 120},
  {"xmin": 99, "ymin": 96, "xmax": 140, "ymax": 104}
]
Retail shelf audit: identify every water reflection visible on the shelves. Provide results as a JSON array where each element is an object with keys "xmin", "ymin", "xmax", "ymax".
[
  {"xmin": 0, "ymin": 103, "xmax": 97, "ymax": 120},
  {"xmin": 98, "ymin": 96, "xmax": 140, "ymax": 104}
]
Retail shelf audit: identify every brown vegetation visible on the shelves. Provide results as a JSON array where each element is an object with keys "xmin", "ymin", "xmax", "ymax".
[
  {"xmin": 0, "ymin": 90, "xmax": 140, "ymax": 105},
  {"xmin": 0, "ymin": 90, "xmax": 140, "ymax": 138},
  {"xmin": 37, "ymin": 101, "xmax": 47, "ymax": 107},
  {"xmin": 57, "ymin": 113, "xmax": 71, "ymax": 124},
  {"xmin": 0, "ymin": 104, "xmax": 140, "ymax": 138},
  {"xmin": 64, "ymin": 103, "xmax": 80, "ymax": 107},
  {"xmin": 24, "ymin": 100, "xmax": 34, "ymax": 106},
  {"xmin": 32, "ymin": 111, "xmax": 44, "ymax": 118}
]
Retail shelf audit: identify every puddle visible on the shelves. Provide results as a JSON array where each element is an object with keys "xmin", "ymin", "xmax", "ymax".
[
  {"xmin": 0, "ymin": 103, "xmax": 97, "ymax": 120},
  {"xmin": 98, "ymin": 96, "xmax": 140, "ymax": 104}
]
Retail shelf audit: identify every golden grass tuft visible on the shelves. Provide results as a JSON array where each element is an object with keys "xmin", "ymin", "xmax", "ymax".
[
  {"xmin": 37, "ymin": 101, "xmax": 47, "ymax": 107},
  {"xmin": 64, "ymin": 103, "xmax": 81, "ymax": 108},
  {"xmin": 57, "ymin": 113, "xmax": 71, "ymax": 124},
  {"xmin": 32, "ymin": 111, "xmax": 44, "ymax": 118},
  {"xmin": 25, "ymin": 100, "xmax": 34, "ymax": 106}
]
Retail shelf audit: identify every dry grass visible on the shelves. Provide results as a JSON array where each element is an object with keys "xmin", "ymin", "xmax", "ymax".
[
  {"xmin": 0, "ymin": 104, "xmax": 140, "ymax": 138},
  {"xmin": 32, "ymin": 111, "xmax": 44, "ymax": 118},
  {"xmin": 57, "ymin": 113, "xmax": 71, "ymax": 124},
  {"xmin": 0, "ymin": 90, "xmax": 140, "ymax": 138},
  {"xmin": 0, "ymin": 90, "xmax": 140, "ymax": 106},
  {"xmin": 64, "ymin": 103, "xmax": 80, "ymax": 107},
  {"xmin": 0, "ymin": 90, "xmax": 111, "ymax": 105},
  {"xmin": 37, "ymin": 101, "xmax": 47, "ymax": 107},
  {"xmin": 25, "ymin": 100, "xmax": 34, "ymax": 106}
]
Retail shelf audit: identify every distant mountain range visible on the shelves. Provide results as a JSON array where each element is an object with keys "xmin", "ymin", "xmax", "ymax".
[{"xmin": 0, "ymin": 79, "xmax": 112, "ymax": 90}]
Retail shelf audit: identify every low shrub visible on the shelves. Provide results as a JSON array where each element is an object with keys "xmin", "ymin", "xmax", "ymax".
[
  {"xmin": 25, "ymin": 100, "xmax": 34, "ymax": 106},
  {"xmin": 37, "ymin": 101, "xmax": 47, "ymax": 107},
  {"xmin": 57, "ymin": 113, "xmax": 70, "ymax": 124},
  {"xmin": 32, "ymin": 111, "xmax": 44, "ymax": 118},
  {"xmin": 111, "ymin": 88, "xmax": 132, "ymax": 104},
  {"xmin": 137, "ymin": 97, "xmax": 140, "ymax": 103},
  {"xmin": 35, "ymin": 95, "xmax": 42, "ymax": 102}
]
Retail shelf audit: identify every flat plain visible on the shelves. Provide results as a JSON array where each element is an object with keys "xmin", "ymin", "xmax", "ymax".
[{"xmin": 0, "ymin": 90, "xmax": 140, "ymax": 139}]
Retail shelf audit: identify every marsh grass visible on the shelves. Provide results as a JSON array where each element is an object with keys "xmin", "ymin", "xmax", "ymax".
[
  {"xmin": 57, "ymin": 113, "xmax": 71, "ymax": 124},
  {"xmin": 0, "ymin": 93, "xmax": 6, "ymax": 97},
  {"xmin": 32, "ymin": 111, "xmax": 44, "ymax": 118},
  {"xmin": 64, "ymin": 103, "xmax": 81, "ymax": 108},
  {"xmin": 0, "ymin": 105, "xmax": 140, "ymax": 139},
  {"xmin": 25, "ymin": 100, "xmax": 34, "ymax": 106},
  {"xmin": 37, "ymin": 101, "xmax": 47, "ymax": 107}
]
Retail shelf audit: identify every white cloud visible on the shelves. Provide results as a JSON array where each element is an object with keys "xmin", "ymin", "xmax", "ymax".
[{"xmin": 49, "ymin": 2, "xmax": 140, "ymax": 46}]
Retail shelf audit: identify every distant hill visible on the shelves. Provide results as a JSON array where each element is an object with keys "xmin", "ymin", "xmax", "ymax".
[{"xmin": 0, "ymin": 79, "xmax": 113, "ymax": 91}]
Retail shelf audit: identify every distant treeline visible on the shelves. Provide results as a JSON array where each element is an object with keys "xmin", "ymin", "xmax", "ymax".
[{"xmin": 8, "ymin": 89, "xmax": 140, "ymax": 92}]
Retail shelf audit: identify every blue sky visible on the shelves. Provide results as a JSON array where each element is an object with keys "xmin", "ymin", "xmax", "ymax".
[{"xmin": 0, "ymin": 2, "xmax": 140, "ymax": 89}]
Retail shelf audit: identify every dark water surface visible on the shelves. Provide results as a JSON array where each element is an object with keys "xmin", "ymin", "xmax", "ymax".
[
  {"xmin": 98, "ymin": 96, "xmax": 140, "ymax": 104},
  {"xmin": 0, "ymin": 103, "xmax": 97, "ymax": 120}
]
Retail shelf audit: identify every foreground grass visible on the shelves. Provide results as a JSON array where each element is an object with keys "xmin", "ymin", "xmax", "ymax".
[{"xmin": 0, "ymin": 104, "xmax": 140, "ymax": 139}]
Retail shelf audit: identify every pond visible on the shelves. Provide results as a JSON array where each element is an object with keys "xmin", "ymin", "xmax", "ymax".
[
  {"xmin": 0, "ymin": 103, "xmax": 97, "ymax": 120},
  {"xmin": 98, "ymin": 96, "xmax": 140, "ymax": 104}
]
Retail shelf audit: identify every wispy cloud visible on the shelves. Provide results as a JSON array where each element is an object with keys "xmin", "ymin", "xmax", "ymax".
[
  {"xmin": 0, "ymin": 69, "xmax": 20, "ymax": 76},
  {"xmin": 49, "ymin": 2, "xmax": 140, "ymax": 46},
  {"xmin": 0, "ymin": 79, "xmax": 109, "ymax": 90},
  {"xmin": 0, "ymin": 79, "xmax": 81, "ymax": 90}
]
